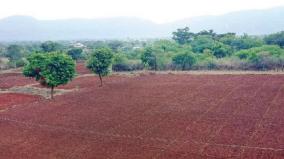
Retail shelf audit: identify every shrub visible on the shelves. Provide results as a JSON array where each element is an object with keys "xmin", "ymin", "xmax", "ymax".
[
  {"xmin": 141, "ymin": 47, "xmax": 157, "ymax": 70},
  {"xmin": 67, "ymin": 48, "xmax": 83, "ymax": 60},
  {"xmin": 234, "ymin": 45, "xmax": 284, "ymax": 70},
  {"xmin": 172, "ymin": 52, "xmax": 196, "ymax": 70},
  {"xmin": 264, "ymin": 31, "xmax": 284, "ymax": 48}
]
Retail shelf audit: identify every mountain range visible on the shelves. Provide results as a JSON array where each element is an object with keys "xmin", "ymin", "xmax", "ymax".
[{"xmin": 0, "ymin": 6, "xmax": 283, "ymax": 41}]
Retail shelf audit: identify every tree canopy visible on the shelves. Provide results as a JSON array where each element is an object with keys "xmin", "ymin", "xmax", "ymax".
[
  {"xmin": 23, "ymin": 52, "xmax": 75, "ymax": 99},
  {"xmin": 86, "ymin": 48, "xmax": 113, "ymax": 86},
  {"xmin": 172, "ymin": 27, "xmax": 195, "ymax": 45},
  {"xmin": 67, "ymin": 48, "xmax": 83, "ymax": 60},
  {"xmin": 264, "ymin": 31, "xmax": 284, "ymax": 48},
  {"xmin": 172, "ymin": 52, "xmax": 196, "ymax": 70},
  {"xmin": 41, "ymin": 41, "xmax": 62, "ymax": 52},
  {"xmin": 5, "ymin": 45, "xmax": 24, "ymax": 61},
  {"xmin": 141, "ymin": 47, "xmax": 157, "ymax": 70}
]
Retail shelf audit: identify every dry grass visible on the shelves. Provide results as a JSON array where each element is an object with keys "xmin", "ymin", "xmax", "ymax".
[{"xmin": 0, "ymin": 85, "xmax": 77, "ymax": 99}]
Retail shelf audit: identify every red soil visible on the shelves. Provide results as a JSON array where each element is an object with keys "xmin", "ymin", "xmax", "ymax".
[
  {"xmin": 0, "ymin": 73, "xmax": 35, "ymax": 89},
  {"xmin": 0, "ymin": 74, "xmax": 284, "ymax": 159},
  {"xmin": 0, "ymin": 93, "xmax": 41, "ymax": 110},
  {"xmin": 76, "ymin": 62, "xmax": 91, "ymax": 75}
]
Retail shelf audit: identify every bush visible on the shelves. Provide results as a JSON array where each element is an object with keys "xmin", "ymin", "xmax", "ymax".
[
  {"xmin": 141, "ymin": 47, "xmax": 157, "ymax": 70},
  {"xmin": 215, "ymin": 57, "xmax": 250, "ymax": 70},
  {"xmin": 212, "ymin": 42, "xmax": 232, "ymax": 58},
  {"xmin": 172, "ymin": 52, "xmax": 196, "ymax": 70},
  {"xmin": 15, "ymin": 58, "xmax": 27, "ymax": 67},
  {"xmin": 234, "ymin": 45, "xmax": 284, "ymax": 70},
  {"xmin": 191, "ymin": 35, "xmax": 215, "ymax": 53},
  {"xmin": 67, "ymin": 48, "xmax": 83, "ymax": 60},
  {"xmin": 194, "ymin": 54, "xmax": 217, "ymax": 70},
  {"xmin": 264, "ymin": 31, "xmax": 284, "ymax": 48}
]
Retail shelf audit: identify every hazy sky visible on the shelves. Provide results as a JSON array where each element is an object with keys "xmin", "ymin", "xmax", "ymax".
[{"xmin": 1, "ymin": 0, "xmax": 284, "ymax": 23}]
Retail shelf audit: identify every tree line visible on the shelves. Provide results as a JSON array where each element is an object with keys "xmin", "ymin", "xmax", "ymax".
[{"xmin": 1, "ymin": 28, "xmax": 284, "ymax": 72}]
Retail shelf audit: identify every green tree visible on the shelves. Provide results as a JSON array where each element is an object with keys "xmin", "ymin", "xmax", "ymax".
[
  {"xmin": 5, "ymin": 45, "xmax": 24, "ymax": 61},
  {"xmin": 196, "ymin": 30, "xmax": 217, "ymax": 39},
  {"xmin": 67, "ymin": 48, "xmax": 83, "ymax": 61},
  {"xmin": 86, "ymin": 48, "xmax": 113, "ymax": 87},
  {"xmin": 264, "ymin": 31, "xmax": 284, "ymax": 48},
  {"xmin": 172, "ymin": 52, "xmax": 196, "ymax": 70},
  {"xmin": 107, "ymin": 40, "xmax": 124, "ymax": 52},
  {"xmin": 141, "ymin": 47, "xmax": 157, "ymax": 70},
  {"xmin": 23, "ymin": 52, "xmax": 75, "ymax": 99},
  {"xmin": 231, "ymin": 35, "xmax": 263, "ymax": 51},
  {"xmin": 172, "ymin": 27, "xmax": 195, "ymax": 45},
  {"xmin": 152, "ymin": 40, "xmax": 180, "ymax": 53},
  {"xmin": 191, "ymin": 35, "xmax": 215, "ymax": 53},
  {"xmin": 41, "ymin": 41, "xmax": 62, "ymax": 52},
  {"xmin": 212, "ymin": 42, "xmax": 232, "ymax": 58}
]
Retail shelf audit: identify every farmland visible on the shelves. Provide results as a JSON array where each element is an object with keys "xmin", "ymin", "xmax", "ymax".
[{"xmin": 0, "ymin": 66, "xmax": 284, "ymax": 158}]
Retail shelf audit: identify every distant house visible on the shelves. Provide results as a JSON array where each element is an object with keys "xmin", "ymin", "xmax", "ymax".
[
  {"xmin": 133, "ymin": 46, "xmax": 141, "ymax": 50},
  {"xmin": 72, "ymin": 43, "xmax": 85, "ymax": 48}
]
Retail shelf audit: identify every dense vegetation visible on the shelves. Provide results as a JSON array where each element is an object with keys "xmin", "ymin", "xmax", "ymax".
[{"xmin": 1, "ymin": 28, "xmax": 284, "ymax": 71}]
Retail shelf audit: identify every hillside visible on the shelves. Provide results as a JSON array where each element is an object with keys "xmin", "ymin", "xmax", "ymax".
[{"xmin": 0, "ymin": 6, "xmax": 283, "ymax": 41}]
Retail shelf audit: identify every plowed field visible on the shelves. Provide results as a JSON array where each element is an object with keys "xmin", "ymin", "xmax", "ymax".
[{"xmin": 0, "ymin": 72, "xmax": 284, "ymax": 159}]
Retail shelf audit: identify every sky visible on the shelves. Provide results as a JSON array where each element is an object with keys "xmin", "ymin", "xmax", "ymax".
[{"xmin": 1, "ymin": 0, "xmax": 284, "ymax": 23}]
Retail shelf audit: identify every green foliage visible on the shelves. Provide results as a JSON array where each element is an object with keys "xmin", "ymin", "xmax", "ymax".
[
  {"xmin": 15, "ymin": 58, "xmax": 27, "ymax": 67},
  {"xmin": 41, "ymin": 41, "xmax": 62, "ymax": 52},
  {"xmin": 194, "ymin": 53, "xmax": 217, "ymax": 70},
  {"xmin": 2, "ymin": 29, "xmax": 284, "ymax": 71},
  {"xmin": 191, "ymin": 35, "xmax": 215, "ymax": 53},
  {"xmin": 264, "ymin": 31, "xmax": 284, "ymax": 48},
  {"xmin": 172, "ymin": 27, "xmax": 195, "ymax": 45},
  {"xmin": 152, "ymin": 40, "xmax": 180, "ymax": 52},
  {"xmin": 235, "ymin": 45, "xmax": 284, "ymax": 70},
  {"xmin": 112, "ymin": 53, "xmax": 132, "ymax": 71},
  {"xmin": 196, "ymin": 30, "xmax": 217, "ymax": 40},
  {"xmin": 23, "ymin": 53, "xmax": 47, "ymax": 80},
  {"xmin": 212, "ymin": 42, "xmax": 232, "ymax": 58},
  {"xmin": 5, "ymin": 45, "xmax": 24, "ymax": 61},
  {"xmin": 67, "ymin": 48, "xmax": 83, "ymax": 60},
  {"xmin": 86, "ymin": 48, "xmax": 113, "ymax": 76},
  {"xmin": 113, "ymin": 52, "xmax": 143, "ymax": 71},
  {"xmin": 23, "ymin": 52, "xmax": 75, "ymax": 87},
  {"xmin": 107, "ymin": 40, "xmax": 124, "ymax": 52},
  {"xmin": 230, "ymin": 35, "xmax": 263, "ymax": 51},
  {"xmin": 141, "ymin": 47, "xmax": 157, "ymax": 70},
  {"xmin": 235, "ymin": 45, "xmax": 284, "ymax": 59},
  {"xmin": 218, "ymin": 33, "xmax": 237, "ymax": 45},
  {"xmin": 172, "ymin": 52, "xmax": 196, "ymax": 70}
]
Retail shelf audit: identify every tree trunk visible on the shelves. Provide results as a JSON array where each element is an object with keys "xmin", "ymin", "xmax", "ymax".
[
  {"xmin": 99, "ymin": 74, "xmax": 103, "ymax": 87},
  {"xmin": 51, "ymin": 86, "xmax": 54, "ymax": 99}
]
